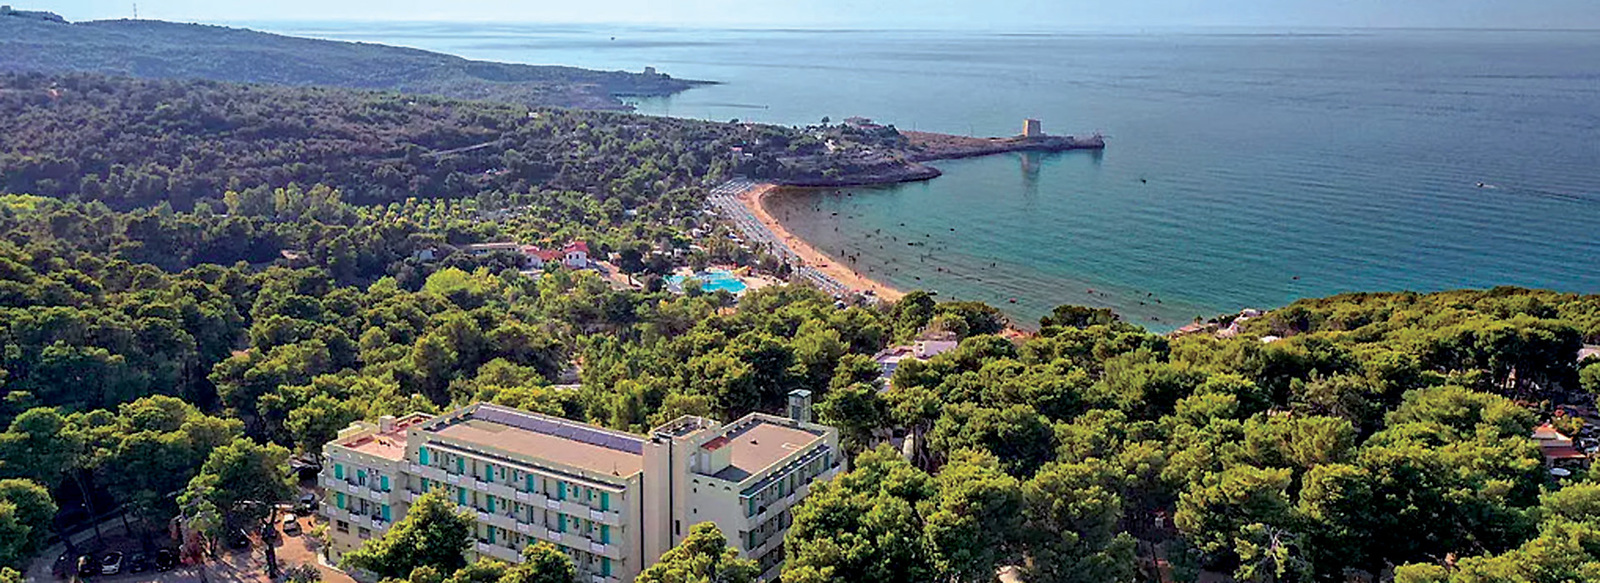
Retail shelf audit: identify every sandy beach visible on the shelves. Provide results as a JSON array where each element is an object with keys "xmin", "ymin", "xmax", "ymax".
[{"xmin": 737, "ymin": 184, "xmax": 906, "ymax": 301}]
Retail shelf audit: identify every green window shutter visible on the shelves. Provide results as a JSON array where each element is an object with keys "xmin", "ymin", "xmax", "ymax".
[
  {"xmin": 602, "ymin": 557, "xmax": 611, "ymax": 577},
  {"xmin": 526, "ymin": 474, "xmax": 535, "ymax": 492},
  {"xmin": 335, "ymin": 492, "xmax": 345, "ymax": 509},
  {"xmin": 600, "ymin": 492, "xmax": 610, "ymax": 511},
  {"xmin": 456, "ymin": 456, "xmax": 465, "ymax": 474},
  {"xmin": 334, "ymin": 463, "xmax": 344, "ymax": 480},
  {"xmin": 381, "ymin": 504, "xmax": 391, "ymax": 521},
  {"xmin": 458, "ymin": 487, "xmax": 467, "ymax": 506},
  {"xmin": 558, "ymin": 514, "xmax": 568, "ymax": 533},
  {"xmin": 380, "ymin": 475, "xmax": 390, "ymax": 491},
  {"xmin": 601, "ymin": 525, "xmax": 610, "ymax": 544},
  {"xmin": 557, "ymin": 481, "xmax": 566, "ymax": 501},
  {"xmin": 487, "ymin": 526, "xmax": 496, "ymax": 544},
  {"xmin": 421, "ymin": 478, "xmax": 430, "ymax": 491},
  {"xmin": 419, "ymin": 447, "xmax": 430, "ymax": 465},
  {"xmin": 487, "ymin": 496, "xmax": 495, "ymax": 513},
  {"xmin": 484, "ymin": 464, "xmax": 493, "ymax": 483}
]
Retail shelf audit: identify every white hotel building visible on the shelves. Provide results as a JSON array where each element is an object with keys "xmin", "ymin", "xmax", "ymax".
[{"xmin": 319, "ymin": 390, "xmax": 839, "ymax": 582}]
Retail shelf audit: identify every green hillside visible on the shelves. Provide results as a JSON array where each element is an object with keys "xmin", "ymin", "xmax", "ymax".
[{"xmin": 0, "ymin": 11, "xmax": 704, "ymax": 109}]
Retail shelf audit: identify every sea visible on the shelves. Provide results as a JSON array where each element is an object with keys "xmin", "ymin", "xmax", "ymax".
[{"xmin": 249, "ymin": 22, "xmax": 1600, "ymax": 330}]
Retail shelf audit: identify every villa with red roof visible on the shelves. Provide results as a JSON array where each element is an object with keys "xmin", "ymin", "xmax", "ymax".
[{"xmin": 464, "ymin": 240, "xmax": 591, "ymax": 270}]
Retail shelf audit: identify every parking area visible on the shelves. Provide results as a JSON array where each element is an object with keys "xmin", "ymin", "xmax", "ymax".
[{"xmin": 27, "ymin": 509, "xmax": 349, "ymax": 583}]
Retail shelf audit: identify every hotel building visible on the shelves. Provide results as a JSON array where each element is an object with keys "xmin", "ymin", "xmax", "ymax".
[{"xmin": 319, "ymin": 390, "xmax": 839, "ymax": 582}]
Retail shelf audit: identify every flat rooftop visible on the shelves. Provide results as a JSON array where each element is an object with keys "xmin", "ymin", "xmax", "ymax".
[
  {"xmin": 708, "ymin": 418, "xmax": 826, "ymax": 482},
  {"xmin": 339, "ymin": 414, "xmax": 429, "ymax": 461},
  {"xmin": 426, "ymin": 405, "xmax": 645, "ymax": 477}
]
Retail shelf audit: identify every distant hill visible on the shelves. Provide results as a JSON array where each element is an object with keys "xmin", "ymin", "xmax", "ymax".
[{"xmin": 0, "ymin": 12, "xmax": 706, "ymax": 109}]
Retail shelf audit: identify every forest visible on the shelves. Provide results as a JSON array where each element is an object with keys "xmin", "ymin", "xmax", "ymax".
[{"xmin": 0, "ymin": 72, "xmax": 1597, "ymax": 583}]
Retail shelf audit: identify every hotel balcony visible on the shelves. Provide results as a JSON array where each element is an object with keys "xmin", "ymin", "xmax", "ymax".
[
  {"xmin": 481, "ymin": 480, "xmax": 518, "ymax": 500},
  {"xmin": 474, "ymin": 541, "xmax": 521, "ymax": 563},
  {"xmin": 409, "ymin": 463, "xmax": 447, "ymax": 482},
  {"xmin": 482, "ymin": 511, "xmax": 518, "ymax": 532}
]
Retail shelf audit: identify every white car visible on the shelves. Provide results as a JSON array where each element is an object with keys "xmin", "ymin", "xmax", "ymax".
[
  {"xmin": 282, "ymin": 514, "xmax": 302, "ymax": 535},
  {"xmin": 100, "ymin": 552, "xmax": 124, "ymax": 575}
]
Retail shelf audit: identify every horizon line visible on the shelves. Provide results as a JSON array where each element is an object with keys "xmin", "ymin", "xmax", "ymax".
[{"xmin": 55, "ymin": 16, "xmax": 1600, "ymax": 35}]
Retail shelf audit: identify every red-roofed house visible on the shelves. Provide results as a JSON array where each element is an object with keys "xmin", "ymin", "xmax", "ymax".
[
  {"xmin": 563, "ymin": 240, "xmax": 591, "ymax": 268},
  {"xmin": 1533, "ymin": 422, "xmax": 1587, "ymax": 468},
  {"xmin": 520, "ymin": 245, "xmax": 562, "ymax": 269}
]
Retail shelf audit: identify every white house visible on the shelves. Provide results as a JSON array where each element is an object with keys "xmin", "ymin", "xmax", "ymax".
[{"xmin": 562, "ymin": 241, "xmax": 591, "ymax": 268}]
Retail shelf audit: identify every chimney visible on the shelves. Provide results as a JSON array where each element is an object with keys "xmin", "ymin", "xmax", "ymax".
[
  {"xmin": 787, "ymin": 389, "xmax": 813, "ymax": 423},
  {"xmin": 379, "ymin": 415, "xmax": 397, "ymax": 433}
]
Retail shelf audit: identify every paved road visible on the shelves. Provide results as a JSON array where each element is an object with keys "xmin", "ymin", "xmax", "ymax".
[{"xmin": 706, "ymin": 180, "xmax": 851, "ymax": 298}]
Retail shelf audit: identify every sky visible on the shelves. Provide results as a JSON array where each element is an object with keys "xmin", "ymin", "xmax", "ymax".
[{"xmin": 23, "ymin": 0, "xmax": 1600, "ymax": 30}]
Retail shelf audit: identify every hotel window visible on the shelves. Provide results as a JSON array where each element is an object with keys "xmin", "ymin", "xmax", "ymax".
[
  {"xmin": 336, "ymin": 520, "xmax": 349, "ymax": 534},
  {"xmin": 335, "ymin": 492, "xmax": 345, "ymax": 509},
  {"xmin": 380, "ymin": 475, "xmax": 390, "ymax": 492},
  {"xmin": 334, "ymin": 463, "xmax": 344, "ymax": 480},
  {"xmin": 418, "ymin": 447, "xmax": 430, "ymax": 465},
  {"xmin": 358, "ymin": 527, "xmax": 371, "ymax": 539},
  {"xmin": 600, "ymin": 492, "xmax": 610, "ymax": 511},
  {"xmin": 456, "ymin": 456, "xmax": 465, "ymax": 474}
]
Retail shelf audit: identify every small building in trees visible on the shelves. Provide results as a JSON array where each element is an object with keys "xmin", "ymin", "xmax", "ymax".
[
  {"xmin": 1532, "ymin": 422, "xmax": 1587, "ymax": 470},
  {"xmin": 872, "ymin": 339, "xmax": 960, "ymax": 387}
]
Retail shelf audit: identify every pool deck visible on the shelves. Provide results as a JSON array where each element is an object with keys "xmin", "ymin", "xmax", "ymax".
[{"xmin": 667, "ymin": 267, "xmax": 770, "ymax": 295}]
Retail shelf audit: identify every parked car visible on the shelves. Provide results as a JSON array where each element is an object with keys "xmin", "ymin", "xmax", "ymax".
[
  {"xmin": 154, "ymin": 549, "xmax": 178, "ymax": 571},
  {"xmin": 99, "ymin": 552, "xmax": 124, "ymax": 576},
  {"xmin": 75, "ymin": 555, "xmax": 95, "ymax": 578},
  {"xmin": 127, "ymin": 552, "xmax": 150, "ymax": 573},
  {"xmin": 282, "ymin": 514, "xmax": 302, "ymax": 535},
  {"xmin": 294, "ymin": 492, "xmax": 319, "ymax": 515},
  {"xmin": 288, "ymin": 456, "xmax": 322, "ymax": 481},
  {"xmin": 227, "ymin": 527, "xmax": 251, "ymax": 549}
]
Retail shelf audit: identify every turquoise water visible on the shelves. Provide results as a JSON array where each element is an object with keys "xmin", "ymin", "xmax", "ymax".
[
  {"xmin": 251, "ymin": 23, "xmax": 1600, "ymax": 329},
  {"xmin": 668, "ymin": 269, "xmax": 748, "ymax": 294}
]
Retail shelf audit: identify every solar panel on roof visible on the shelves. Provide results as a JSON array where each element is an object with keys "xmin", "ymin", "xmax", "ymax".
[{"xmin": 473, "ymin": 405, "xmax": 644, "ymax": 455}]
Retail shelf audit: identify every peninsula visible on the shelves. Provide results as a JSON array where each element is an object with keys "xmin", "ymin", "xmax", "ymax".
[
  {"xmin": 0, "ymin": 11, "xmax": 706, "ymax": 109},
  {"xmin": 763, "ymin": 117, "xmax": 1105, "ymax": 187}
]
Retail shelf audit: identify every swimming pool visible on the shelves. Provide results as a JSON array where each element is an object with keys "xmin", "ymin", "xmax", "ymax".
[{"xmin": 668, "ymin": 269, "xmax": 749, "ymax": 294}]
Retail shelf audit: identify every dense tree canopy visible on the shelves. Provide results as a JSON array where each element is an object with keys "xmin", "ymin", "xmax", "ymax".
[{"xmin": 0, "ymin": 72, "xmax": 1595, "ymax": 583}]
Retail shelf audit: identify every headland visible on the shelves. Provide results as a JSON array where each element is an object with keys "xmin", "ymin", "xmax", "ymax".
[{"xmin": 767, "ymin": 118, "xmax": 1104, "ymax": 188}]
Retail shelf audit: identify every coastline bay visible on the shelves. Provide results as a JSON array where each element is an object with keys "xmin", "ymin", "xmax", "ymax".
[{"xmin": 255, "ymin": 22, "xmax": 1600, "ymax": 329}]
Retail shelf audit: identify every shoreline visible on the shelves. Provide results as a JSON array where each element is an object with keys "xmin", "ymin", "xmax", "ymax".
[{"xmin": 736, "ymin": 184, "xmax": 907, "ymax": 302}]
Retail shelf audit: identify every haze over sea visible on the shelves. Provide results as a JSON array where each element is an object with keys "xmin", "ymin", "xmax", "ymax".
[{"xmin": 257, "ymin": 22, "xmax": 1600, "ymax": 329}]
